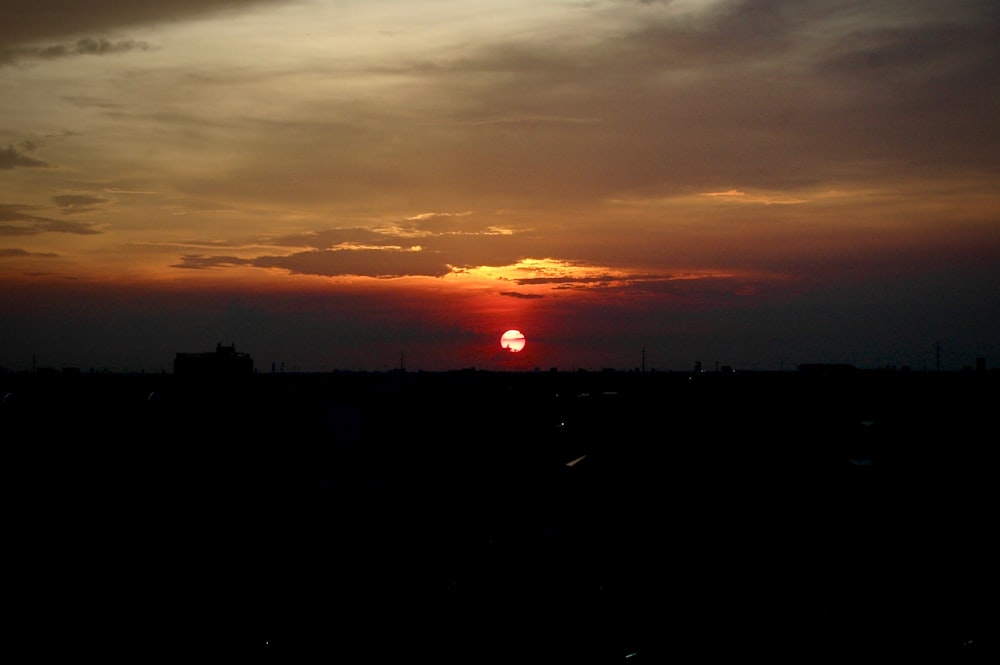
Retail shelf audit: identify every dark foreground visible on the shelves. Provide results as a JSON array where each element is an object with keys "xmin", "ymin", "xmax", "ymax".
[{"xmin": 3, "ymin": 369, "xmax": 995, "ymax": 661}]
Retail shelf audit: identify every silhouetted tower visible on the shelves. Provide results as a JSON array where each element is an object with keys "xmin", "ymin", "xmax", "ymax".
[
  {"xmin": 641, "ymin": 347, "xmax": 646, "ymax": 373},
  {"xmin": 935, "ymin": 341, "xmax": 941, "ymax": 372}
]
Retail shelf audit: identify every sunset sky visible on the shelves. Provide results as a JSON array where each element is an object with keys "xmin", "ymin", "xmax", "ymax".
[{"xmin": 2, "ymin": 0, "xmax": 998, "ymax": 373}]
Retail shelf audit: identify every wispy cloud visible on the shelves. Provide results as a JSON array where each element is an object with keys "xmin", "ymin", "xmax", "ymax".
[
  {"xmin": 52, "ymin": 194, "xmax": 109, "ymax": 214},
  {"xmin": 172, "ymin": 246, "xmax": 454, "ymax": 279},
  {"xmin": 104, "ymin": 188, "xmax": 158, "ymax": 195},
  {"xmin": 0, "ymin": 205, "xmax": 102, "ymax": 236},
  {"xmin": 459, "ymin": 114, "xmax": 602, "ymax": 126},
  {"xmin": 0, "ymin": 248, "xmax": 60, "ymax": 259},
  {"xmin": 1, "ymin": 38, "xmax": 151, "ymax": 66},
  {"xmin": 0, "ymin": 145, "xmax": 48, "ymax": 169},
  {"xmin": 701, "ymin": 190, "xmax": 807, "ymax": 205},
  {"xmin": 0, "ymin": 0, "xmax": 294, "ymax": 49},
  {"xmin": 405, "ymin": 211, "xmax": 473, "ymax": 221}
]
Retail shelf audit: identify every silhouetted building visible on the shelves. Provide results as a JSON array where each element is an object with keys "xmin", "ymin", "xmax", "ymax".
[{"xmin": 174, "ymin": 343, "xmax": 253, "ymax": 377}]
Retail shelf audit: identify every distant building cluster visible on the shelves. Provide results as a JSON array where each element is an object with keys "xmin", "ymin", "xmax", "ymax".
[{"xmin": 173, "ymin": 343, "xmax": 253, "ymax": 377}]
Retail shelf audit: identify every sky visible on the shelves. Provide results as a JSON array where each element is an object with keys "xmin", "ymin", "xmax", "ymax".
[{"xmin": 2, "ymin": 0, "xmax": 998, "ymax": 373}]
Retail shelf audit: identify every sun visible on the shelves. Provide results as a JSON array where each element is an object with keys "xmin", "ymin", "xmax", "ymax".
[{"xmin": 500, "ymin": 329, "xmax": 526, "ymax": 353}]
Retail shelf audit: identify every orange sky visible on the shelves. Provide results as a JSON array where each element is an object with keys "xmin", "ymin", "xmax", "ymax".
[{"xmin": 2, "ymin": 1, "xmax": 999, "ymax": 372}]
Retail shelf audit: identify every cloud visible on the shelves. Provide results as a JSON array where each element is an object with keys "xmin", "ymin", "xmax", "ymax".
[
  {"xmin": 256, "ymin": 247, "xmax": 454, "ymax": 279},
  {"xmin": 52, "ymin": 194, "xmax": 109, "ymax": 214},
  {"xmin": 0, "ymin": 205, "xmax": 102, "ymax": 236},
  {"xmin": 253, "ymin": 219, "xmax": 499, "ymax": 252},
  {"xmin": 1, "ymin": 38, "xmax": 155, "ymax": 66},
  {"xmin": 103, "ymin": 188, "xmax": 158, "ymax": 195},
  {"xmin": 162, "ymin": 213, "xmax": 547, "ymax": 280},
  {"xmin": 700, "ymin": 190, "xmax": 807, "ymax": 205},
  {"xmin": 19, "ymin": 271, "xmax": 78, "ymax": 279},
  {"xmin": 499, "ymin": 291, "xmax": 544, "ymax": 300},
  {"xmin": 623, "ymin": 0, "xmax": 792, "ymax": 65},
  {"xmin": 392, "ymin": 213, "xmax": 500, "ymax": 236},
  {"xmin": 169, "ymin": 254, "xmax": 250, "ymax": 270},
  {"xmin": 405, "ymin": 211, "xmax": 473, "ymax": 221},
  {"xmin": 397, "ymin": 1, "xmax": 1000, "ymax": 198},
  {"xmin": 267, "ymin": 227, "xmax": 412, "ymax": 250},
  {"xmin": 172, "ymin": 246, "xmax": 454, "ymax": 279},
  {"xmin": 459, "ymin": 114, "xmax": 602, "ymax": 126},
  {"xmin": 817, "ymin": 14, "xmax": 997, "ymax": 77},
  {"xmin": 0, "ymin": 145, "xmax": 48, "ymax": 169},
  {"xmin": 9, "ymin": 37, "xmax": 150, "ymax": 63},
  {"xmin": 0, "ymin": 248, "xmax": 60, "ymax": 259},
  {"xmin": 0, "ymin": 1, "xmax": 297, "ymax": 48}
]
